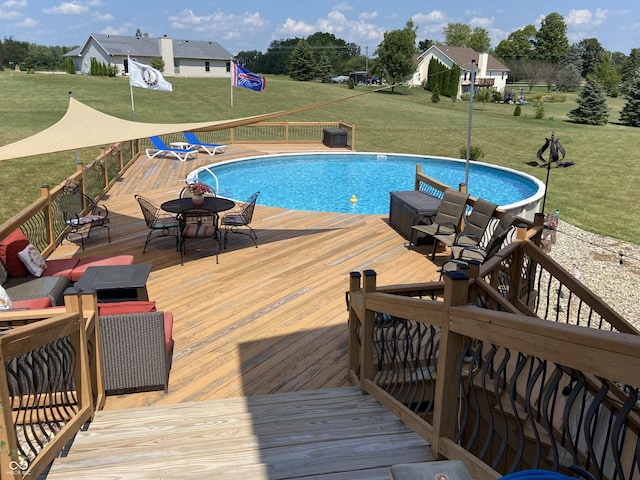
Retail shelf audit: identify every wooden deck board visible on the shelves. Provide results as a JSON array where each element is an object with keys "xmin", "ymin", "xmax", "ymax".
[
  {"xmin": 46, "ymin": 387, "xmax": 435, "ymax": 479},
  {"xmin": 44, "ymin": 144, "xmax": 441, "ymax": 478}
]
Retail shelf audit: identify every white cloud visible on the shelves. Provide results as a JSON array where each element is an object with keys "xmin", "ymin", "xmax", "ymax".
[
  {"xmin": 276, "ymin": 17, "xmax": 315, "ymax": 37},
  {"xmin": 0, "ymin": 9, "xmax": 21, "ymax": 19},
  {"xmin": 469, "ymin": 16, "xmax": 494, "ymax": 29},
  {"xmin": 44, "ymin": 2, "xmax": 90, "ymax": 15},
  {"xmin": 17, "ymin": 16, "xmax": 38, "ymax": 27},
  {"xmin": 94, "ymin": 12, "xmax": 114, "ymax": 21},
  {"xmin": 412, "ymin": 10, "xmax": 448, "ymax": 38},
  {"xmin": 3, "ymin": 0, "xmax": 26, "ymax": 7},
  {"xmin": 333, "ymin": 2, "xmax": 353, "ymax": 12},
  {"xmin": 168, "ymin": 9, "xmax": 268, "ymax": 37},
  {"xmin": 359, "ymin": 11, "xmax": 377, "ymax": 21}
]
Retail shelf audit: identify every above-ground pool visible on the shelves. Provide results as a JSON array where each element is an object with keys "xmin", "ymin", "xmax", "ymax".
[{"xmin": 190, "ymin": 152, "xmax": 544, "ymax": 217}]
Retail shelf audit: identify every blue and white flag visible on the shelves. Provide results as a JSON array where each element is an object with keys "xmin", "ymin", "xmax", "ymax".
[
  {"xmin": 129, "ymin": 59, "xmax": 172, "ymax": 92},
  {"xmin": 232, "ymin": 62, "xmax": 266, "ymax": 92}
]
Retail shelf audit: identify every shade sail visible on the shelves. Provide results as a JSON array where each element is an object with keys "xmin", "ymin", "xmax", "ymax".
[{"xmin": 0, "ymin": 90, "xmax": 374, "ymax": 161}]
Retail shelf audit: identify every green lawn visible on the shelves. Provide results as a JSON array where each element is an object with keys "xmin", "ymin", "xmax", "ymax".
[{"xmin": 0, "ymin": 71, "xmax": 638, "ymax": 243}]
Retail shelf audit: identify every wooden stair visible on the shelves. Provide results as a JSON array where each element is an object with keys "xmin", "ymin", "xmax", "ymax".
[{"xmin": 45, "ymin": 387, "xmax": 435, "ymax": 479}]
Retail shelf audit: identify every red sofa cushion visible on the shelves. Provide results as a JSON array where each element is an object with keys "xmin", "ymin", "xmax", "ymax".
[
  {"xmin": 0, "ymin": 229, "xmax": 30, "ymax": 277},
  {"xmin": 70, "ymin": 255, "xmax": 135, "ymax": 282},
  {"xmin": 163, "ymin": 312, "xmax": 174, "ymax": 352},
  {"xmin": 98, "ymin": 301, "xmax": 156, "ymax": 316},
  {"xmin": 42, "ymin": 258, "xmax": 81, "ymax": 278},
  {"xmin": 11, "ymin": 297, "xmax": 53, "ymax": 309}
]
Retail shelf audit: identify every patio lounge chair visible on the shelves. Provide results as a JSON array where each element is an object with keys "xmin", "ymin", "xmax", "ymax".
[
  {"xmin": 182, "ymin": 132, "xmax": 227, "ymax": 155},
  {"xmin": 58, "ymin": 190, "xmax": 111, "ymax": 250},
  {"xmin": 135, "ymin": 195, "xmax": 179, "ymax": 253},
  {"xmin": 431, "ymin": 197, "xmax": 498, "ymax": 261},
  {"xmin": 410, "ymin": 188, "xmax": 470, "ymax": 259},
  {"xmin": 146, "ymin": 136, "xmax": 199, "ymax": 162},
  {"xmin": 221, "ymin": 191, "xmax": 260, "ymax": 248},
  {"xmin": 440, "ymin": 211, "xmax": 516, "ymax": 277}
]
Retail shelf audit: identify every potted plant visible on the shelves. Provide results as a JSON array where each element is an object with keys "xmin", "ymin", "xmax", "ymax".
[{"xmin": 186, "ymin": 182, "xmax": 213, "ymax": 205}]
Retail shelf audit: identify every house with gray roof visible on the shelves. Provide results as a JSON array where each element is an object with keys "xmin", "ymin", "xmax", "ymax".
[
  {"xmin": 410, "ymin": 45, "xmax": 509, "ymax": 98},
  {"xmin": 65, "ymin": 34, "xmax": 233, "ymax": 78}
]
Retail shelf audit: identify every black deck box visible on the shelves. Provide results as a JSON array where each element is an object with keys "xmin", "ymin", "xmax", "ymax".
[
  {"xmin": 322, "ymin": 128, "xmax": 347, "ymax": 148},
  {"xmin": 389, "ymin": 191, "xmax": 441, "ymax": 245}
]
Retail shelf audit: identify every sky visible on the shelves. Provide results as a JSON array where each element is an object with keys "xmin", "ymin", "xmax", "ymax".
[{"xmin": 0, "ymin": 0, "xmax": 638, "ymax": 56}]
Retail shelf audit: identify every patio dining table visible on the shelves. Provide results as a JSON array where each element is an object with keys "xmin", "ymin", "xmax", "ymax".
[{"xmin": 160, "ymin": 197, "xmax": 235, "ymax": 215}]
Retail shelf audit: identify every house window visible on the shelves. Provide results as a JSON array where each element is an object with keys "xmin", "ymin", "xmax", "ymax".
[
  {"xmin": 226, "ymin": 61, "xmax": 230, "ymax": 73},
  {"xmin": 205, "ymin": 61, "xmax": 210, "ymax": 72},
  {"xmin": 464, "ymin": 72, "xmax": 468, "ymax": 81},
  {"xmin": 174, "ymin": 59, "xmax": 179, "ymax": 75}
]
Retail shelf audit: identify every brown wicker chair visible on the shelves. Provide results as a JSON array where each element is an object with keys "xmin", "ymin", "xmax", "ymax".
[{"xmin": 99, "ymin": 311, "xmax": 173, "ymax": 393}]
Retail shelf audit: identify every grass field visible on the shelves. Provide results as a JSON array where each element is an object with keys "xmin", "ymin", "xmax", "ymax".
[{"xmin": 0, "ymin": 70, "xmax": 638, "ymax": 243}]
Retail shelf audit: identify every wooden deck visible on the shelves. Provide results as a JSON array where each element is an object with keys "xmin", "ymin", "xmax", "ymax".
[
  {"xmin": 44, "ymin": 143, "xmax": 441, "ymax": 477},
  {"xmin": 46, "ymin": 387, "xmax": 435, "ymax": 479}
]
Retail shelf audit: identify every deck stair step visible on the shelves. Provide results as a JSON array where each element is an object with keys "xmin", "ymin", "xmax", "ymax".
[{"xmin": 45, "ymin": 386, "xmax": 435, "ymax": 479}]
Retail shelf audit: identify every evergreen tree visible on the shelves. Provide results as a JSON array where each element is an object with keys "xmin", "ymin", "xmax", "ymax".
[
  {"xmin": 568, "ymin": 81, "xmax": 609, "ymax": 125},
  {"xmin": 66, "ymin": 57, "xmax": 75, "ymax": 74},
  {"xmin": 431, "ymin": 85, "xmax": 440, "ymax": 103},
  {"xmin": 449, "ymin": 64, "xmax": 461, "ymax": 98},
  {"xmin": 619, "ymin": 77, "xmax": 640, "ymax": 127},
  {"xmin": 535, "ymin": 12, "xmax": 569, "ymax": 64},
  {"xmin": 315, "ymin": 52, "xmax": 334, "ymax": 83},
  {"xmin": 288, "ymin": 39, "xmax": 315, "ymax": 81}
]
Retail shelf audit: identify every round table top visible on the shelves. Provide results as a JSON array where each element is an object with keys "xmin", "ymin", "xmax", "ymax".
[{"xmin": 161, "ymin": 197, "xmax": 235, "ymax": 213}]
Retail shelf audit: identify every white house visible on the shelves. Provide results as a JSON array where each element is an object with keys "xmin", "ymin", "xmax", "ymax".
[
  {"xmin": 410, "ymin": 45, "xmax": 509, "ymax": 98},
  {"xmin": 64, "ymin": 34, "xmax": 233, "ymax": 78}
]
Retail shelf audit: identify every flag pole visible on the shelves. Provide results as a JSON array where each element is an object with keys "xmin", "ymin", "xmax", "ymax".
[
  {"xmin": 230, "ymin": 61, "xmax": 234, "ymax": 119},
  {"xmin": 128, "ymin": 54, "xmax": 136, "ymax": 121}
]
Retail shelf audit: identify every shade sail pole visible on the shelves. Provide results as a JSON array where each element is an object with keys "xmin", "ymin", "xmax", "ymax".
[{"xmin": 230, "ymin": 61, "xmax": 234, "ymax": 119}]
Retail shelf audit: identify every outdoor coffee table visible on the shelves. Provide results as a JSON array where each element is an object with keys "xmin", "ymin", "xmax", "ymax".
[{"xmin": 73, "ymin": 264, "xmax": 152, "ymax": 303}]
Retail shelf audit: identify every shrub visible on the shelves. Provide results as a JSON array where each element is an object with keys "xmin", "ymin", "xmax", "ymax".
[
  {"xmin": 514, "ymin": 104, "xmax": 522, "ymax": 116},
  {"xmin": 347, "ymin": 78, "xmax": 355, "ymax": 89},
  {"xmin": 431, "ymin": 86, "xmax": 440, "ymax": 103},
  {"xmin": 460, "ymin": 92, "xmax": 470, "ymax": 101},
  {"xmin": 535, "ymin": 102, "xmax": 545, "ymax": 119},
  {"xmin": 459, "ymin": 144, "xmax": 485, "ymax": 161}
]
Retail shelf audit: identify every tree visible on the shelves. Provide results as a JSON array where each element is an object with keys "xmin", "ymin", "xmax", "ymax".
[
  {"xmin": 494, "ymin": 25, "xmax": 537, "ymax": 62},
  {"xmin": 444, "ymin": 23, "xmax": 471, "ymax": 47},
  {"xmin": 444, "ymin": 23, "xmax": 490, "ymax": 51},
  {"xmin": 535, "ymin": 12, "xmax": 569, "ymax": 64},
  {"xmin": 262, "ymin": 38, "xmax": 301, "ymax": 75},
  {"xmin": 150, "ymin": 57, "xmax": 165, "ymax": 72},
  {"xmin": 375, "ymin": 20, "xmax": 417, "ymax": 93},
  {"xmin": 576, "ymin": 38, "xmax": 605, "ymax": 78},
  {"xmin": 619, "ymin": 76, "xmax": 640, "ymax": 127},
  {"xmin": 418, "ymin": 39, "xmax": 434, "ymax": 51},
  {"xmin": 134, "ymin": 29, "xmax": 148, "ymax": 38},
  {"xmin": 306, "ymin": 32, "xmax": 359, "ymax": 75},
  {"xmin": 468, "ymin": 27, "xmax": 491, "ymax": 53},
  {"xmin": 315, "ymin": 52, "xmax": 334, "ymax": 83},
  {"xmin": 595, "ymin": 53, "xmax": 622, "ymax": 95},
  {"xmin": 235, "ymin": 50, "xmax": 264, "ymax": 73},
  {"xmin": 568, "ymin": 81, "xmax": 609, "ymax": 125},
  {"xmin": 288, "ymin": 39, "xmax": 315, "ymax": 81}
]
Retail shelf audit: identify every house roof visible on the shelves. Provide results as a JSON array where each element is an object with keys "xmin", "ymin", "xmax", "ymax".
[
  {"xmin": 65, "ymin": 34, "xmax": 232, "ymax": 60},
  {"xmin": 420, "ymin": 45, "xmax": 509, "ymax": 72}
]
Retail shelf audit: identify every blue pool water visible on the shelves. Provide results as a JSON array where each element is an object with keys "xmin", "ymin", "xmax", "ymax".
[{"xmin": 194, "ymin": 153, "xmax": 542, "ymax": 215}]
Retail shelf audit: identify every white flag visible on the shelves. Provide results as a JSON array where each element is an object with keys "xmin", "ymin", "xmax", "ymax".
[{"xmin": 128, "ymin": 59, "xmax": 172, "ymax": 92}]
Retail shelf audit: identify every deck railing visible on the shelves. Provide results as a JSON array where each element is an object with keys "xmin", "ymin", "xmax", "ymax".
[
  {"xmin": 0, "ymin": 306, "xmax": 96, "ymax": 479},
  {"xmin": 0, "ymin": 142, "xmax": 132, "ymax": 257},
  {"xmin": 141, "ymin": 120, "xmax": 355, "ymax": 151},
  {"xmin": 347, "ymin": 229, "xmax": 640, "ymax": 480}
]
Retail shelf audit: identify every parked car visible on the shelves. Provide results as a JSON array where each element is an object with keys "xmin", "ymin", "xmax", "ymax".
[{"xmin": 331, "ymin": 75, "xmax": 349, "ymax": 84}]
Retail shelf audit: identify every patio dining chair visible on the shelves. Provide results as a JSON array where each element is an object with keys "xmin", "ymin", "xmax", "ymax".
[
  {"xmin": 134, "ymin": 194, "xmax": 179, "ymax": 253},
  {"xmin": 58, "ymin": 190, "xmax": 110, "ymax": 250},
  {"xmin": 410, "ymin": 188, "xmax": 470, "ymax": 259},
  {"xmin": 221, "ymin": 191, "xmax": 260, "ymax": 248},
  {"xmin": 177, "ymin": 208, "xmax": 221, "ymax": 264}
]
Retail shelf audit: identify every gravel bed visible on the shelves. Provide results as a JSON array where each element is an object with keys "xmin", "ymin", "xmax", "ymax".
[{"xmin": 547, "ymin": 220, "xmax": 640, "ymax": 331}]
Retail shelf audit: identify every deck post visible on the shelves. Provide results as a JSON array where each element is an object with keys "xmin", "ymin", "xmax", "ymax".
[
  {"xmin": 347, "ymin": 271, "xmax": 362, "ymax": 385},
  {"xmin": 360, "ymin": 270, "xmax": 377, "ymax": 388},
  {"xmin": 431, "ymin": 270, "xmax": 470, "ymax": 459}
]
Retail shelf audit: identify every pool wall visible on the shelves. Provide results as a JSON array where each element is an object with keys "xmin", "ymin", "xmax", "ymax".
[{"xmin": 188, "ymin": 152, "xmax": 545, "ymax": 220}]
